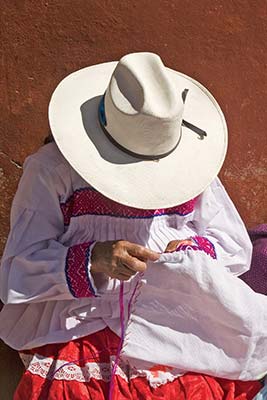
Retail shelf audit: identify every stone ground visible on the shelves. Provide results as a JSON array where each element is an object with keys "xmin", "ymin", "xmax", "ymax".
[{"xmin": 1, "ymin": 1, "xmax": 267, "ymax": 398}]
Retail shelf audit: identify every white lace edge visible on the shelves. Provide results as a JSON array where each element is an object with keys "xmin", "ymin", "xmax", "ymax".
[{"xmin": 20, "ymin": 353, "xmax": 183, "ymax": 388}]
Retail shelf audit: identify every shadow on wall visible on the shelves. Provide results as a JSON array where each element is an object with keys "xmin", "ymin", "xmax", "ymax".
[
  {"xmin": 0, "ymin": 340, "xmax": 23, "ymax": 400},
  {"xmin": 0, "ymin": 301, "xmax": 23, "ymax": 399}
]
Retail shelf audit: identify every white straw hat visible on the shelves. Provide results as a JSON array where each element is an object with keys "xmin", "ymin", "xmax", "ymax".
[{"xmin": 48, "ymin": 52, "xmax": 227, "ymax": 209}]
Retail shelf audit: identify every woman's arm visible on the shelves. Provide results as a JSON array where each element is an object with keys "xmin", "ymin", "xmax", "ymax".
[
  {"xmin": 0, "ymin": 154, "xmax": 98, "ymax": 304},
  {"xmin": 188, "ymin": 177, "xmax": 252, "ymax": 276},
  {"xmin": 0, "ymin": 152, "xmax": 159, "ymax": 304}
]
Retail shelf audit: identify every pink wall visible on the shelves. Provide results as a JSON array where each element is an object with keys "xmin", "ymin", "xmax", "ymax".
[{"xmin": 1, "ymin": 1, "xmax": 267, "ymax": 398}]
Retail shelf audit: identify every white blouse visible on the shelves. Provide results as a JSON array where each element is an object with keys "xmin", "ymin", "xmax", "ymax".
[{"xmin": 0, "ymin": 142, "xmax": 252, "ymax": 358}]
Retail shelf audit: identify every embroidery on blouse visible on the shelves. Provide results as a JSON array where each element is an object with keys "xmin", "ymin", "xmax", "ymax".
[
  {"xmin": 60, "ymin": 187, "xmax": 197, "ymax": 226},
  {"xmin": 175, "ymin": 236, "xmax": 217, "ymax": 259},
  {"xmin": 65, "ymin": 241, "xmax": 96, "ymax": 298}
]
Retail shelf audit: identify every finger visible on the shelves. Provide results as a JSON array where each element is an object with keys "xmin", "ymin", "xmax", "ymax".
[
  {"xmin": 164, "ymin": 240, "xmax": 181, "ymax": 252},
  {"xmin": 126, "ymin": 243, "xmax": 160, "ymax": 262},
  {"xmin": 118, "ymin": 261, "xmax": 137, "ymax": 276},
  {"xmin": 123, "ymin": 254, "xmax": 147, "ymax": 273},
  {"xmin": 165, "ymin": 238, "xmax": 195, "ymax": 252}
]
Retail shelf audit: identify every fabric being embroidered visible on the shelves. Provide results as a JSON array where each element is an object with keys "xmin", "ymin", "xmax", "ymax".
[
  {"xmin": 65, "ymin": 241, "xmax": 96, "ymax": 297},
  {"xmin": 60, "ymin": 187, "xmax": 197, "ymax": 225},
  {"xmin": 175, "ymin": 236, "xmax": 217, "ymax": 259}
]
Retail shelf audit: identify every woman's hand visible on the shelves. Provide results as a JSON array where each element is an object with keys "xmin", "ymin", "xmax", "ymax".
[
  {"xmin": 164, "ymin": 238, "xmax": 195, "ymax": 253},
  {"xmin": 91, "ymin": 240, "xmax": 160, "ymax": 281}
]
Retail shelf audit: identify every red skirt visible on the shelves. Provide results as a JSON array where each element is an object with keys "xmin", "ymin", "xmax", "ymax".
[{"xmin": 14, "ymin": 327, "xmax": 262, "ymax": 400}]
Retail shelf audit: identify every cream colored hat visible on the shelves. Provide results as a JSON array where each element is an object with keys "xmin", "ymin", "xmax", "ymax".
[{"xmin": 48, "ymin": 52, "xmax": 227, "ymax": 209}]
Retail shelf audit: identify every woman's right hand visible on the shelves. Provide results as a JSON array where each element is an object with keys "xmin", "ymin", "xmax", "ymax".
[{"xmin": 90, "ymin": 240, "xmax": 160, "ymax": 281}]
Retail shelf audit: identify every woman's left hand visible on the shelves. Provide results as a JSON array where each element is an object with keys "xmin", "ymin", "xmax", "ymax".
[{"xmin": 164, "ymin": 238, "xmax": 195, "ymax": 253}]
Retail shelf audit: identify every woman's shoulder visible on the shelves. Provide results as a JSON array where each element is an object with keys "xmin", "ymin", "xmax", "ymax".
[
  {"xmin": 20, "ymin": 143, "xmax": 90, "ymax": 201},
  {"xmin": 24, "ymin": 142, "xmax": 68, "ymax": 172},
  {"xmin": 16, "ymin": 142, "xmax": 76, "ymax": 201}
]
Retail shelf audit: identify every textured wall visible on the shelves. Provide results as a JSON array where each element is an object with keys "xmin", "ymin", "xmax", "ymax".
[{"xmin": 1, "ymin": 1, "xmax": 267, "ymax": 398}]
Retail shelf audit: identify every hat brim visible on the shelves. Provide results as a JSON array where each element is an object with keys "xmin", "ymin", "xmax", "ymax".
[{"xmin": 48, "ymin": 61, "xmax": 227, "ymax": 209}]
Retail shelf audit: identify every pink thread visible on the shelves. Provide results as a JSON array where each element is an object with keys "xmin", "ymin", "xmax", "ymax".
[
  {"xmin": 109, "ymin": 282, "xmax": 125, "ymax": 400},
  {"xmin": 109, "ymin": 277, "xmax": 142, "ymax": 399},
  {"xmin": 127, "ymin": 279, "xmax": 140, "ymax": 320}
]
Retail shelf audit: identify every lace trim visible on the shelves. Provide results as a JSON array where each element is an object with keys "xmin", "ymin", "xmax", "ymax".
[
  {"xmin": 25, "ymin": 354, "xmax": 183, "ymax": 388},
  {"xmin": 60, "ymin": 187, "xmax": 197, "ymax": 225},
  {"xmin": 175, "ymin": 236, "xmax": 217, "ymax": 259},
  {"xmin": 65, "ymin": 241, "xmax": 96, "ymax": 298}
]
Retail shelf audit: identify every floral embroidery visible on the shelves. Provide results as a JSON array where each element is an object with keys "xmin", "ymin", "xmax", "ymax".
[
  {"xmin": 148, "ymin": 364, "xmax": 174, "ymax": 378},
  {"xmin": 65, "ymin": 241, "xmax": 96, "ymax": 298},
  {"xmin": 175, "ymin": 236, "xmax": 217, "ymax": 259},
  {"xmin": 60, "ymin": 187, "xmax": 197, "ymax": 226}
]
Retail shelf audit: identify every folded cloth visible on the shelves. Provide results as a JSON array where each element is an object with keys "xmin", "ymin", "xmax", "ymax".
[
  {"xmin": 240, "ymin": 224, "xmax": 267, "ymax": 294},
  {"xmin": 121, "ymin": 249, "xmax": 267, "ymax": 381}
]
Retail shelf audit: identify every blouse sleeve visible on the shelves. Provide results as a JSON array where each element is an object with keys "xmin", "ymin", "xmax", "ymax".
[
  {"xmin": 188, "ymin": 176, "xmax": 252, "ymax": 276},
  {"xmin": 0, "ymin": 154, "xmax": 98, "ymax": 304}
]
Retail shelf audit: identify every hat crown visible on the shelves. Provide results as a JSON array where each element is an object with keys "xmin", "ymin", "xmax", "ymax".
[
  {"xmin": 110, "ymin": 52, "xmax": 182, "ymax": 118},
  {"xmin": 104, "ymin": 52, "xmax": 184, "ymax": 157}
]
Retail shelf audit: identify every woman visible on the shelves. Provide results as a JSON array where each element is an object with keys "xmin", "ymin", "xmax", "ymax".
[{"xmin": 0, "ymin": 52, "xmax": 263, "ymax": 399}]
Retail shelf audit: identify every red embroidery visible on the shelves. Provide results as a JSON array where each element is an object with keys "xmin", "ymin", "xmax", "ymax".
[
  {"xmin": 65, "ymin": 241, "xmax": 96, "ymax": 298},
  {"xmin": 60, "ymin": 188, "xmax": 197, "ymax": 226},
  {"xmin": 175, "ymin": 236, "xmax": 217, "ymax": 259},
  {"xmin": 148, "ymin": 364, "xmax": 174, "ymax": 378}
]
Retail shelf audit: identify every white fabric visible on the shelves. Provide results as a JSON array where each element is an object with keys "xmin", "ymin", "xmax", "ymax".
[
  {"xmin": 0, "ymin": 142, "xmax": 252, "ymax": 379},
  {"xmin": 121, "ymin": 250, "xmax": 267, "ymax": 380}
]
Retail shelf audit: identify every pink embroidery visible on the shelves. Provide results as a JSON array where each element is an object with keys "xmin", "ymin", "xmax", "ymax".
[
  {"xmin": 65, "ymin": 241, "xmax": 96, "ymax": 298},
  {"xmin": 175, "ymin": 236, "xmax": 217, "ymax": 259},
  {"xmin": 60, "ymin": 188, "xmax": 197, "ymax": 225}
]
